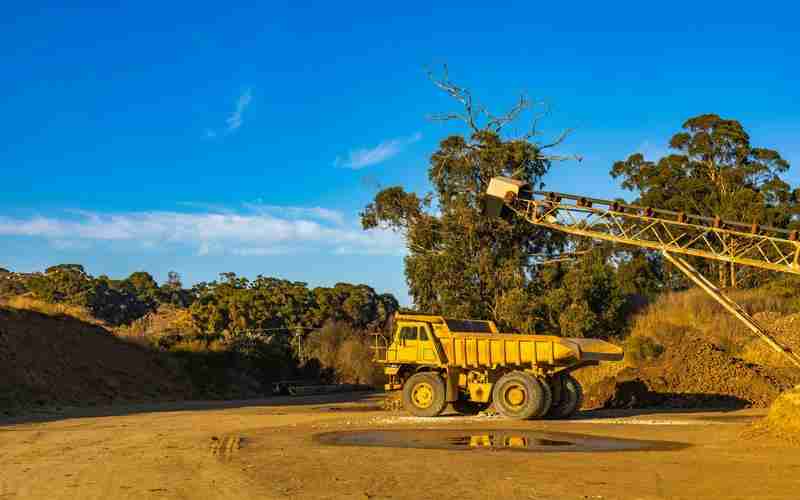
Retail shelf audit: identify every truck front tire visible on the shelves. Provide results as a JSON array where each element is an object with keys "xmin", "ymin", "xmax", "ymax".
[
  {"xmin": 492, "ymin": 371, "xmax": 551, "ymax": 419},
  {"xmin": 402, "ymin": 372, "xmax": 447, "ymax": 417}
]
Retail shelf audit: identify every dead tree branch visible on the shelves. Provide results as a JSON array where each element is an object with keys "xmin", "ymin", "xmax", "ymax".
[{"xmin": 426, "ymin": 64, "xmax": 581, "ymax": 162}]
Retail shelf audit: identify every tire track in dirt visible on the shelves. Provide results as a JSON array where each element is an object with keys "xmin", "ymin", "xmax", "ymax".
[{"xmin": 209, "ymin": 435, "xmax": 242, "ymax": 462}]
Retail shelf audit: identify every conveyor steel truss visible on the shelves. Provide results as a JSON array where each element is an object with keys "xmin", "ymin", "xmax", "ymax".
[{"xmin": 503, "ymin": 190, "xmax": 800, "ymax": 369}]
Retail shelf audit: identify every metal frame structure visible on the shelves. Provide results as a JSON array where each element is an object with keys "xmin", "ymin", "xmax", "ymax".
[{"xmin": 498, "ymin": 187, "xmax": 800, "ymax": 369}]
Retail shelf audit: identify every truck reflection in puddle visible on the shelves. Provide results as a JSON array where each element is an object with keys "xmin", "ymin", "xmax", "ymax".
[
  {"xmin": 315, "ymin": 429, "xmax": 687, "ymax": 453},
  {"xmin": 448, "ymin": 434, "xmax": 573, "ymax": 449}
]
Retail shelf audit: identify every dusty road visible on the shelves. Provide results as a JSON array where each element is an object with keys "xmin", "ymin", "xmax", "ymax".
[{"xmin": 2, "ymin": 394, "xmax": 799, "ymax": 500}]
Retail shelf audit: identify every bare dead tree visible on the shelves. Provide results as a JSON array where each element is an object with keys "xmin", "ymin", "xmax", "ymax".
[{"xmin": 426, "ymin": 65, "xmax": 582, "ymax": 164}]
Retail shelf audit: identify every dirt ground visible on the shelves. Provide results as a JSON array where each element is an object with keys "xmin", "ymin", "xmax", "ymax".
[{"xmin": 2, "ymin": 393, "xmax": 800, "ymax": 500}]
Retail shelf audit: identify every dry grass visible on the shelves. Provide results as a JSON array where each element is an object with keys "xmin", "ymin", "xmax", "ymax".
[
  {"xmin": 739, "ymin": 340, "xmax": 791, "ymax": 368},
  {"xmin": 114, "ymin": 306, "xmax": 197, "ymax": 347},
  {"xmin": 576, "ymin": 286, "xmax": 800, "ymax": 395},
  {"xmin": 0, "ymin": 295, "xmax": 100, "ymax": 325},
  {"xmin": 625, "ymin": 288, "xmax": 797, "ymax": 359}
]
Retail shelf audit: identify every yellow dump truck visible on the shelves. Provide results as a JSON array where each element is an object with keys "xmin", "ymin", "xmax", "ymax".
[{"xmin": 375, "ymin": 313, "xmax": 623, "ymax": 419}]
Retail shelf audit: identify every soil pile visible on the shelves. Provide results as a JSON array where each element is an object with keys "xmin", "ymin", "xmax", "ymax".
[
  {"xmin": 0, "ymin": 306, "xmax": 191, "ymax": 412},
  {"xmin": 585, "ymin": 334, "xmax": 799, "ymax": 409},
  {"xmin": 763, "ymin": 385, "xmax": 800, "ymax": 441},
  {"xmin": 747, "ymin": 312, "xmax": 800, "ymax": 362}
]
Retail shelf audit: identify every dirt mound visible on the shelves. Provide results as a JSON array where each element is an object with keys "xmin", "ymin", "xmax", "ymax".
[
  {"xmin": 763, "ymin": 385, "xmax": 800, "ymax": 441},
  {"xmin": 585, "ymin": 334, "xmax": 799, "ymax": 409},
  {"xmin": 0, "ymin": 307, "xmax": 190, "ymax": 412},
  {"xmin": 742, "ymin": 313, "xmax": 800, "ymax": 366}
]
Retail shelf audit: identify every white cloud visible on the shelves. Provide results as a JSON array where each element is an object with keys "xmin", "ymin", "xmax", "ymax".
[
  {"xmin": 231, "ymin": 246, "xmax": 295, "ymax": 256},
  {"xmin": 241, "ymin": 204, "xmax": 346, "ymax": 226},
  {"xmin": 226, "ymin": 88, "xmax": 253, "ymax": 132},
  {"xmin": 0, "ymin": 205, "xmax": 404, "ymax": 257},
  {"xmin": 335, "ymin": 132, "xmax": 422, "ymax": 169},
  {"xmin": 206, "ymin": 88, "xmax": 253, "ymax": 138}
]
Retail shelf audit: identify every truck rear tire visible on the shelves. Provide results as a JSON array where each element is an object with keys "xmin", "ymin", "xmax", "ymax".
[
  {"xmin": 547, "ymin": 374, "xmax": 583, "ymax": 419},
  {"xmin": 492, "ymin": 371, "xmax": 549, "ymax": 420},
  {"xmin": 536, "ymin": 377, "xmax": 553, "ymax": 418},
  {"xmin": 402, "ymin": 372, "xmax": 447, "ymax": 417}
]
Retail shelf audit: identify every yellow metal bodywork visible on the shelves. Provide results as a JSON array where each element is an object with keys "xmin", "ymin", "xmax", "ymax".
[
  {"xmin": 378, "ymin": 313, "xmax": 622, "ymax": 369},
  {"xmin": 468, "ymin": 382, "xmax": 492, "ymax": 403},
  {"xmin": 377, "ymin": 313, "xmax": 623, "ymax": 396}
]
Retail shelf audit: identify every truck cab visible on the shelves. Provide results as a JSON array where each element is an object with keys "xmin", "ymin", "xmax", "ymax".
[{"xmin": 383, "ymin": 318, "xmax": 442, "ymax": 365}]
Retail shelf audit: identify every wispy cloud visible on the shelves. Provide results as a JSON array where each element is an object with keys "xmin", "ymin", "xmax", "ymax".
[
  {"xmin": 206, "ymin": 88, "xmax": 253, "ymax": 138},
  {"xmin": 0, "ymin": 204, "xmax": 403, "ymax": 257},
  {"xmin": 335, "ymin": 132, "xmax": 422, "ymax": 169},
  {"xmin": 231, "ymin": 246, "xmax": 296, "ymax": 256},
  {"xmin": 226, "ymin": 88, "xmax": 253, "ymax": 132},
  {"xmin": 241, "ymin": 204, "xmax": 346, "ymax": 226}
]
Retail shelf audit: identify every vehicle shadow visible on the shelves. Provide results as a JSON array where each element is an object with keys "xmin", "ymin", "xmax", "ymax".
[{"xmin": 576, "ymin": 392, "xmax": 753, "ymax": 421}]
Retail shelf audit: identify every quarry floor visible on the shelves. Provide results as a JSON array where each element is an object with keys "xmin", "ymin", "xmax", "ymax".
[{"xmin": 1, "ymin": 393, "xmax": 799, "ymax": 500}]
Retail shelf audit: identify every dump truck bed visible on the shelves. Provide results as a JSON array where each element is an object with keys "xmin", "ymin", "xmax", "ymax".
[
  {"xmin": 376, "ymin": 313, "xmax": 623, "ymax": 370},
  {"xmin": 439, "ymin": 332, "xmax": 622, "ymax": 368}
]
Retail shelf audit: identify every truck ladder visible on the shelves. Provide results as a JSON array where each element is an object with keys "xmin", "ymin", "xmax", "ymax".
[{"xmin": 493, "ymin": 184, "xmax": 800, "ymax": 369}]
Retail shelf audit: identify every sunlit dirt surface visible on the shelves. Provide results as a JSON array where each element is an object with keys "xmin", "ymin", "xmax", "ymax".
[{"xmin": 2, "ymin": 394, "xmax": 800, "ymax": 499}]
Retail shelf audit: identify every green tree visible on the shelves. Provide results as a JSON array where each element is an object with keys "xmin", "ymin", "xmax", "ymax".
[
  {"xmin": 188, "ymin": 272, "xmax": 399, "ymax": 349},
  {"xmin": 611, "ymin": 114, "xmax": 796, "ymax": 288},
  {"xmin": 534, "ymin": 251, "xmax": 628, "ymax": 339},
  {"xmin": 29, "ymin": 265, "xmax": 92, "ymax": 302},
  {"xmin": 361, "ymin": 70, "xmax": 571, "ymax": 330},
  {"xmin": 122, "ymin": 271, "xmax": 160, "ymax": 307},
  {"xmin": 0, "ymin": 268, "xmax": 29, "ymax": 297},
  {"xmin": 311, "ymin": 283, "xmax": 398, "ymax": 329}
]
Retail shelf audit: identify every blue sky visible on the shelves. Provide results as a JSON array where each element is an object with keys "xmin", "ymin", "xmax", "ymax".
[{"xmin": 1, "ymin": 2, "xmax": 798, "ymax": 305}]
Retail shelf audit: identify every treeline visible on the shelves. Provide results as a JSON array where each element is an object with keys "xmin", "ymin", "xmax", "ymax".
[
  {"xmin": 0, "ymin": 264, "xmax": 191, "ymax": 325},
  {"xmin": 0, "ymin": 265, "xmax": 399, "ymax": 390},
  {"xmin": 189, "ymin": 273, "xmax": 398, "ymax": 343},
  {"xmin": 0, "ymin": 265, "xmax": 397, "ymax": 330}
]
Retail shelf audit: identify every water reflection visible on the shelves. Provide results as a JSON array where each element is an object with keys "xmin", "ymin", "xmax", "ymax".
[{"xmin": 315, "ymin": 429, "xmax": 687, "ymax": 453}]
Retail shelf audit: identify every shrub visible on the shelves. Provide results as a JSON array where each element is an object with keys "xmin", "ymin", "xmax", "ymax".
[
  {"xmin": 624, "ymin": 335, "xmax": 665, "ymax": 365},
  {"xmin": 306, "ymin": 321, "xmax": 382, "ymax": 386}
]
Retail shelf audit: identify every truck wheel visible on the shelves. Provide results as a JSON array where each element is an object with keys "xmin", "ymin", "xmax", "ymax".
[
  {"xmin": 402, "ymin": 372, "xmax": 447, "ymax": 417},
  {"xmin": 492, "ymin": 371, "xmax": 549, "ymax": 420},
  {"xmin": 536, "ymin": 377, "xmax": 553, "ymax": 418},
  {"xmin": 547, "ymin": 374, "xmax": 583, "ymax": 419}
]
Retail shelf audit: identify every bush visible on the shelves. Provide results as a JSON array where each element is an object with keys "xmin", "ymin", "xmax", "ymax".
[
  {"xmin": 624, "ymin": 335, "xmax": 664, "ymax": 365},
  {"xmin": 306, "ymin": 321, "xmax": 382, "ymax": 386}
]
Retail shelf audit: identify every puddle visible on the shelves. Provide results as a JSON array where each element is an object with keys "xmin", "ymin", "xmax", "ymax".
[{"xmin": 315, "ymin": 429, "xmax": 687, "ymax": 453}]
